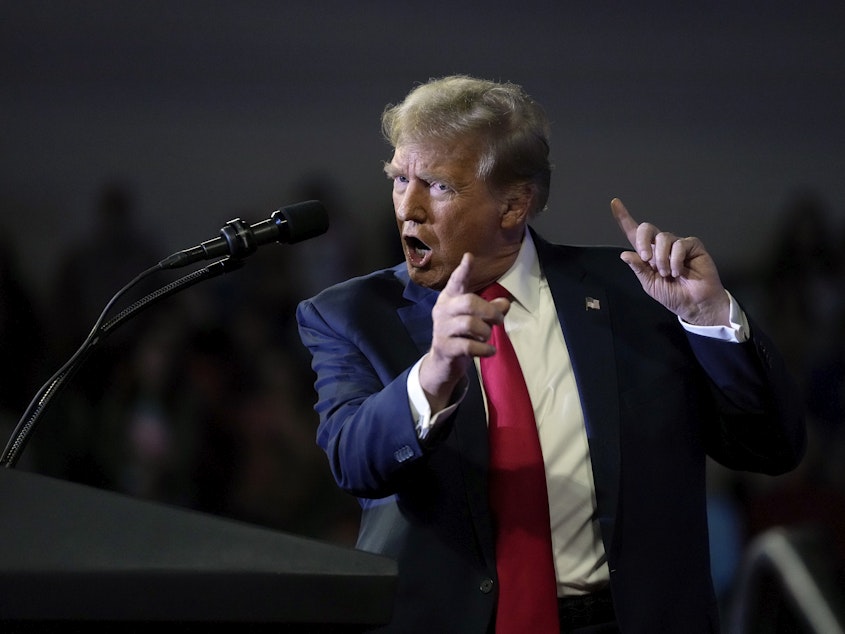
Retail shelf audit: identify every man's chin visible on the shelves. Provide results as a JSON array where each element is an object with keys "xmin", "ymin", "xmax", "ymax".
[{"xmin": 406, "ymin": 263, "xmax": 448, "ymax": 290}]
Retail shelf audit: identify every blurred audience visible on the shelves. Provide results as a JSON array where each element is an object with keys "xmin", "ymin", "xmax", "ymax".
[
  {"xmin": 0, "ymin": 229, "xmax": 47, "ymax": 471},
  {"xmin": 49, "ymin": 181, "xmax": 162, "ymax": 360},
  {"xmin": 760, "ymin": 190, "xmax": 842, "ymax": 381},
  {"xmin": 715, "ymin": 189, "xmax": 845, "ymax": 618}
]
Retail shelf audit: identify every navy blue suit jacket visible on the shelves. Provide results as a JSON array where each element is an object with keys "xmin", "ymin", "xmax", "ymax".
[{"xmin": 296, "ymin": 231, "xmax": 805, "ymax": 633}]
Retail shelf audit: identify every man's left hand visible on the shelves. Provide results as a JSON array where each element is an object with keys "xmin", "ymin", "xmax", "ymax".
[{"xmin": 611, "ymin": 197, "xmax": 730, "ymax": 327}]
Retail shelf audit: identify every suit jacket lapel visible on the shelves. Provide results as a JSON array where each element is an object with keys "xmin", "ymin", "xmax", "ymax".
[
  {"xmin": 397, "ymin": 269, "xmax": 437, "ymax": 353},
  {"xmin": 533, "ymin": 231, "xmax": 621, "ymax": 556}
]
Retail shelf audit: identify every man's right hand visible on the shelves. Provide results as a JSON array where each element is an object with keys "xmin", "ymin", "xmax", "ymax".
[{"xmin": 418, "ymin": 252, "xmax": 510, "ymax": 412}]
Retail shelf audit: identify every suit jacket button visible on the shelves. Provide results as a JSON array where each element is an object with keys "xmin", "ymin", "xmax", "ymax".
[
  {"xmin": 480, "ymin": 578, "xmax": 494, "ymax": 594},
  {"xmin": 393, "ymin": 445, "xmax": 414, "ymax": 462}
]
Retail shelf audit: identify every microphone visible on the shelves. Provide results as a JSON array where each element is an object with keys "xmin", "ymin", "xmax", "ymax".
[{"xmin": 159, "ymin": 199, "xmax": 329, "ymax": 269}]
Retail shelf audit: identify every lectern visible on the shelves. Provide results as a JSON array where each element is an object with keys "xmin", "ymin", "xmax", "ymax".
[{"xmin": 0, "ymin": 468, "xmax": 396, "ymax": 631}]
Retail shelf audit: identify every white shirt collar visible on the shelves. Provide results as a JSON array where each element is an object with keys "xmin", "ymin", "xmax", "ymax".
[{"xmin": 495, "ymin": 230, "xmax": 541, "ymax": 314}]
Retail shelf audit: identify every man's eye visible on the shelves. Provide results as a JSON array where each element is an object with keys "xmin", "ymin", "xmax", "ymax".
[
  {"xmin": 431, "ymin": 182, "xmax": 450, "ymax": 193},
  {"xmin": 397, "ymin": 175, "xmax": 409, "ymax": 183}
]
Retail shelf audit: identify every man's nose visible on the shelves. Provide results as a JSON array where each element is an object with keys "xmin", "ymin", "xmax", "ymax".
[{"xmin": 395, "ymin": 182, "xmax": 427, "ymax": 222}]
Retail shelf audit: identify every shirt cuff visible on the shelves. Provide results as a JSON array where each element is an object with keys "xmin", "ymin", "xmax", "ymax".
[
  {"xmin": 680, "ymin": 290, "xmax": 749, "ymax": 343},
  {"xmin": 407, "ymin": 355, "xmax": 467, "ymax": 440}
]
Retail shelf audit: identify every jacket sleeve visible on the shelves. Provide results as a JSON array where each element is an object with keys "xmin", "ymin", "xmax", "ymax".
[
  {"xmin": 296, "ymin": 296, "xmax": 428, "ymax": 498},
  {"xmin": 685, "ymin": 314, "xmax": 807, "ymax": 475}
]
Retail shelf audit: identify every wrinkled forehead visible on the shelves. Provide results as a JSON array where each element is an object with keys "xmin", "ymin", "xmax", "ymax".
[{"xmin": 390, "ymin": 137, "xmax": 484, "ymax": 173}]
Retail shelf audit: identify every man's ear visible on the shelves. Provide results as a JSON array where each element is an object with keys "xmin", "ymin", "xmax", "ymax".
[{"xmin": 500, "ymin": 182, "xmax": 535, "ymax": 230}]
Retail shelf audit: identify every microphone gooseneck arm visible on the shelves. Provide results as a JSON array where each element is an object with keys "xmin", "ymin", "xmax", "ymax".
[{"xmin": 0, "ymin": 257, "xmax": 245, "ymax": 468}]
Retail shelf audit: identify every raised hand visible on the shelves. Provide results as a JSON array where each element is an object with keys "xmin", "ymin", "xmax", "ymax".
[
  {"xmin": 611, "ymin": 198, "xmax": 730, "ymax": 327},
  {"xmin": 418, "ymin": 252, "xmax": 510, "ymax": 411}
]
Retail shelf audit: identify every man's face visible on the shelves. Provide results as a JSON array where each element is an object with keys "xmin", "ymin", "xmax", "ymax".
[{"xmin": 385, "ymin": 139, "xmax": 517, "ymax": 291}]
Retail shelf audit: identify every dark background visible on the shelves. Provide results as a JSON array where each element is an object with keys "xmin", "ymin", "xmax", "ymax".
[
  {"xmin": 3, "ymin": 2, "xmax": 845, "ymax": 284},
  {"xmin": 2, "ymin": 0, "xmax": 844, "ymax": 620}
]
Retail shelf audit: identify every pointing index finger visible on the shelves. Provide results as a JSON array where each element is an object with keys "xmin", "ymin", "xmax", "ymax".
[
  {"xmin": 442, "ymin": 252, "xmax": 473, "ymax": 297},
  {"xmin": 611, "ymin": 198, "xmax": 639, "ymax": 249}
]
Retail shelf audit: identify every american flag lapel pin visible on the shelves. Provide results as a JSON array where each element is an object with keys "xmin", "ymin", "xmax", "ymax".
[{"xmin": 585, "ymin": 297, "xmax": 601, "ymax": 311}]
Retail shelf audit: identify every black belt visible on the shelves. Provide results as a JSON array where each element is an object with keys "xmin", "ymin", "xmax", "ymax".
[{"xmin": 557, "ymin": 587, "xmax": 617, "ymax": 632}]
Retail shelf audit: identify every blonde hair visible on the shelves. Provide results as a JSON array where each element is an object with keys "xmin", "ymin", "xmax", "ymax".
[{"xmin": 381, "ymin": 75, "xmax": 552, "ymax": 215}]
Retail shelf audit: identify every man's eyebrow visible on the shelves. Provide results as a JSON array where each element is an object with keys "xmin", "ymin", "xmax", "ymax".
[{"xmin": 383, "ymin": 162, "xmax": 446, "ymax": 186}]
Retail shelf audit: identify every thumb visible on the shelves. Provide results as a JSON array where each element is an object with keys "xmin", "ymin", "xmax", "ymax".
[{"xmin": 489, "ymin": 296, "xmax": 511, "ymax": 318}]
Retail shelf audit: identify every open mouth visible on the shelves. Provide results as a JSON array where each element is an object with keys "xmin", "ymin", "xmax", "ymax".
[{"xmin": 404, "ymin": 236, "xmax": 432, "ymax": 267}]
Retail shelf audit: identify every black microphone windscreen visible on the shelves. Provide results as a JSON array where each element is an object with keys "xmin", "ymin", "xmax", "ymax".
[{"xmin": 278, "ymin": 200, "xmax": 329, "ymax": 243}]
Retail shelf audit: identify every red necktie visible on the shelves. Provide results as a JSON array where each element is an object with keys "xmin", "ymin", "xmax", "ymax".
[{"xmin": 479, "ymin": 283, "xmax": 559, "ymax": 634}]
